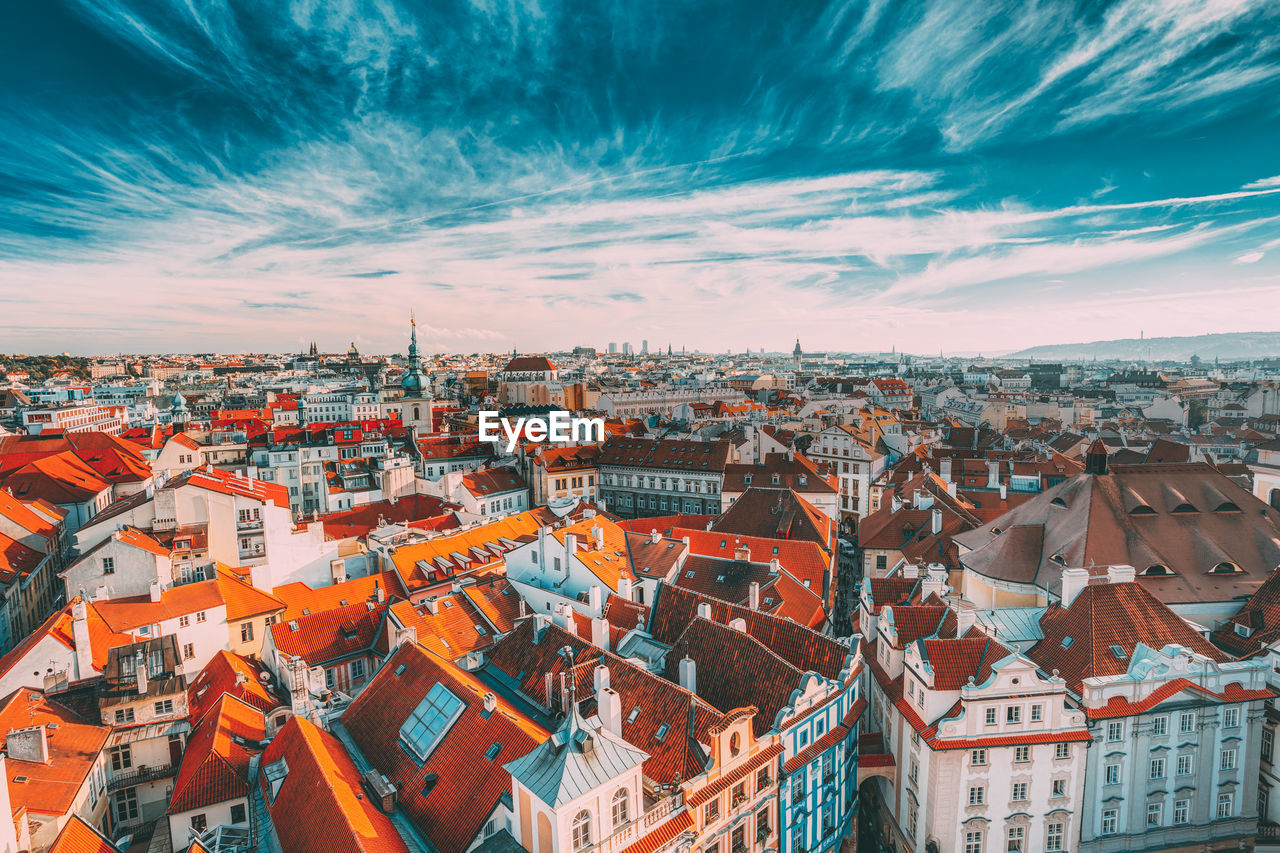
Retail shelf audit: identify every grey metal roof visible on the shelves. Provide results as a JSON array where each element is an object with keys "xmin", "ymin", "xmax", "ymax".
[{"xmin": 504, "ymin": 707, "xmax": 647, "ymax": 807}]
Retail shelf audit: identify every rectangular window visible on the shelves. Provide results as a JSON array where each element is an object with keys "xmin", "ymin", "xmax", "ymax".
[
  {"xmin": 1006, "ymin": 826, "xmax": 1023, "ymax": 852},
  {"xmin": 1046, "ymin": 822, "xmax": 1064, "ymax": 852},
  {"xmin": 231, "ymin": 803, "xmax": 247, "ymax": 824},
  {"xmin": 400, "ymin": 683, "xmax": 465, "ymax": 761},
  {"xmin": 102, "ymin": 556, "xmax": 115, "ymax": 575},
  {"xmin": 1150, "ymin": 757, "xmax": 1165, "ymax": 779},
  {"xmin": 191, "ymin": 814, "xmax": 208, "ymax": 833},
  {"xmin": 1147, "ymin": 802, "xmax": 1163, "ymax": 827},
  {"xmin": 1179, "ymin": 711, "xmax": 1196, "ymax": 733},
  {"xmin": 1105, "ymin": 763, "xmax": 1121, "ymax": 785},
  {"xmin": 110, "ymin": 745, "xmax": 132, "ymax": 771},
  {"xmin": 1107, "ymin": 720, "xmax": 1124, "ymax": 742},
  {"xmin": 1221, "ymin": 748, "xmax": 1238, "ymax": 771},
  {"xmin": 114, "ymin": 708, "xmax": 135, "ymax": 724},
  {"xmin": 965, "ymin": 830, "xmax": 983, "ymax": 853},
  {"xmin": 1006, "ymin": 706, "xmax": 1021, "ymax": 723},
  {"xmin": 1055, "ymin": 742, "xmax": 1070, "ymax": 760},
  {"xmin": 351, "ymin": 658, "xmax": 366, "ymax": 682},
  {"xmin": 1014, "ymin": 745, "xmax": 1030, "ymax": 763},
  {"xmin": 1173, "ymin": 798, "xmax": 1189, "ymax": 824},
  {"xmin": 985, "ymin": 707, "xmax": 997, "ymax": 725},
  {"xmin": 240, "ymin": 622, "xmax": 253, "ymax": 642},
  {"xmin": 1151, "ymin": 715, "xmax": 1168, "ymax": 736},
  {"xmin": 183, "ymin": 643, "xmax": 194, "ymax": 660},
  {"xmin": 1177, "ymin": 753, "xmax": 1193, "ymax": 776},
  {"xmin": 1101, "ymin": 809, "xmax": 1118, "ymax": 835},
  {"xmin": 155, "ymin": 699, "xmax": 174, "ymax": 716},
  {"xmin": 1030, "ymin": 704, "xmax": 1043, "ymax": 722},
  {"xmin": 1011, "ymin": 782, "xmax": 1028, "ymax": 801},
  {"xmin": 971, "ymin": 748, "xmax": 987, "ymax": 766},
  {"xmin": 704, "ymin": 799, "xmax": 720, "ymax": 823},
  {"xmin": 1217, "ymin": 792, "xmax": 1233, "ymax": 818},
  {"xmin": 196, "ymin": 611, "xmax": 207, "ymax": 623},
  {"xmin": 968, "ymin": 786, "xmax": 985, "ymax": 805},
  {"xmin": 1223, "ymin": 706, "xmax": 1240, "ymax": 728},
  {"xmin": 113, "ymin": 788, "xmax": 139, "ymax": 821},
  {"xmin": 1265, "ymin": 728, "xmax": 1275, "ymax": 763},
  {"xmin": 179, "ymin": 615, "xmax": 190, "ymax": 627}
]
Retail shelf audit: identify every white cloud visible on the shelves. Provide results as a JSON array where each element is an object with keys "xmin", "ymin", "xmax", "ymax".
[{"xmin": 1234, "ymin": 251, "xmax": 1265, "ymax": 264}]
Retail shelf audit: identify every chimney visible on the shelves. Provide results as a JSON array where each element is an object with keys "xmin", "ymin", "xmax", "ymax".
[
  {"xmin": 135, "ymin": 650, "xmax": 148, "ymax": 695},
  {"xmin": 1061, "ymin": 567, "xmax": 1090, "ymax": 608},
  {"xmin": 733, "ymin": 543, "xmax": 751, "ymax": 562},
  {"xmin": 6, "ymin": 726, "xmax": 49, "ymax": 764},
  {"xmin": 617, "ymin": 577, "xmax": 633, "ymax": 601},
  {"xmin": 593, "ymin": 660, "xmax": 609, "ymax": 696},
  {"xmin": 955, "ymin": 604, "xmax": 976, "ymax": 637},
  {"xmin": 598, "ymin": 687, "xmax": 622, "ymax": 737},
  {"xmin": 946, "ymin": 481, "xmax": 956, "ymax": 498},
  {"xmin": 891, "ymin": 494, "xmax": 903, "ymax": 513},
  {"xmin": 330, "ymin": 558, "xmax": 347, "ymax": 585},
  {"xmin": 149, "ymin": 580, "xmax": 163, "ymax": 603},
  {"xmin": 696, "ymin": 603, "xmax": 712, "ymax": 619},
  {"xmin": 678, "ymin": 656, "xmax": 697, "ymax": 693},
  {"xmin": 483, "ymin": 692, "xmax": 497, "ymax": 713},
  {"xmin": 939, "ymin": 457, "xmax": 953, "ymax": 483},
  {"xmin": 1107, "ymin": 564, "xmax": 1136, "ymax": 584},
  {"xmin": 592, "ymin": 525, "xmax": 605, "ymax": 550},
  {"xmin": 749, "ymin": 582, "xmax": 760, "ymax": 611},
  {"xmin": 986, "ymin": 460, "xmax": 1000, "ymax": 489},
  {"xmin": 931, "ymin": 508, "xmax": 942, "ymax": 535},
  {"xmin": 591, "ymin": 617, "xmax": 610, "ymax": 651},
  {"xmin": 588, "ymin": 584, "xmax": 602, "ymax": 613},
  {"xmin": 922, "ymin": 566, "xmax": 947, "ymax": 599},
  {"xmin": 565, "ymin": 533, "xmax": 579, "ymax": 560},
  {"xmin": 649, "ymin": 529, "xmax": 660, "ymax": 544},
  {"xmin": 901, "ymin": 563, "xmax": 919, "ymax": 579},
  {"xmin": 728, "ymin": 617, "xmax": 747, "ymax": 632},
  {"xmin": 555, "ymin": 604, "xmax": 577, "ymax": 636},
  {"xmin": 375, "ymin": 584, "xmax": 385, "ymax": 604},
  {"xmin": 72, "ymin": 599, "xmax": 95, "ymax": 680},
  {"xmin": 769, "ymin": 558, "xmax": 780, "ymax": 575},
  {"xmin": 999, "ymin": 483, "xmax": 1007, "ymax": 500},
  {"xmin": 424, "ymin": 597, "xmax": 440, "ymax": 616}
]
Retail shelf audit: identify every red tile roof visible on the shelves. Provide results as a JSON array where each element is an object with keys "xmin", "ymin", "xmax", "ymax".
[
  {"xmin": 168, "ymin": 695, "xmax": 266, "ymax": 814},
  {"xmin": 710, "ymin": 487, "xmax": 832, "ymax": 551},
  {"xmin": 271, "ymin": 600, "xmax": 388, "ymax": 666},
  {"xmin": 460, "ymin": 468, "xmax": 527, "ymax": 498},
  {"xmin": 261, "ymin": 716, "xmax": 410, "ymax": 853},
  {"xmin": 319, "ymin": 496, "xmax": 453, "ymax": 539},
  {"xmin": 598, "ymin": 437, "xmax": 732, "ymax": 473},
  {"xmin": 674, "ymin": 527, "xmax": 831, "ymax": 595},
  {"xmin": 273, "ymin": 572, "xmax": 404, "ymax": 622},
  {"xmin": 48, "ymin": 815, "xmax": 117, "ymax": 853},
  {"xmin": 164, "ymin": 466, "xmax": 290, "ymax": 509},
  {"xmin": 187, "ymin": 650, "xmax": 287, "ymax": 723},
  {"xmin": 0, "ymin": 688, "xmax": 111, "ymax": 817}
]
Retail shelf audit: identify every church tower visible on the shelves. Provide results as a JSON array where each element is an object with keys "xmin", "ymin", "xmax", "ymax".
[
  {"xmin": 793, "ymin": 337, "xmax": 803, "ymax": 370},
  {"xmin": 400, "ymin": 313, "xmax": 434, "ymax": 434}
]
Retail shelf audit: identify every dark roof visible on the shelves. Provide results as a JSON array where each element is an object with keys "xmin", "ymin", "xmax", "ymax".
[
  {"xmin": 711, "ymin": 487, "xmax": 831, "ymax": 550},
  {"xmin": 598, "ymin": 437, "xmax": 731, "ymax": 473}
]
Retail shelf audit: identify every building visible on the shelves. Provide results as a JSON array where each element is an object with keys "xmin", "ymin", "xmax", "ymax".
[{"xmin": 597, "ymin": 437, "xmax": 731, "ymax": 518}]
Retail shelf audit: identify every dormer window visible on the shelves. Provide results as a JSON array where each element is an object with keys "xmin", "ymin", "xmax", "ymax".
[
  {"xmin": 1171, "ymin": 503, "xmax": 1198, "ymax": 514},
  {"xmin": 1235, "ymin": 623, "xmax": 1254, "ymax": 638},
  {"xmin": 1210, "ymin": 562, "xmax": 1241, "ymax": 574},
  {"xmin": 1143, "ymin": 564, "xmax": 1172, "ymax": 576}
]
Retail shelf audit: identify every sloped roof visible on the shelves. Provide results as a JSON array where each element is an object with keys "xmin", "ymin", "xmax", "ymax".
[
  {"xmin": 48, "ymin": 815, "xmax": 117, "ymax": 853},
  {"xmin": 168, "ymin": 694, "xmax": 266, "ymax": 814},
  {"xmin": 504, "ymin": 703, "xmax": 648, "ymax": 807},
  {"xmin": 4, "ymin": 451, "xmax": 112, "ymax": 503},
  {"xmin": 711, "ymin": 487, "xmax": 831, "ymax": 551},
  {"xmin": 271, "ymin": 600, "xmax": 387, "ymax": 666},
  {"xmin": 187, "ymin": 650, "xmax": 286, "ymax": 723},
  {"xmin": 273, "ymin": 572, "xmax": 404, "ymax": 622},
  {"xmin": 261, "ymin": 716, "xmax": 410, "ymax": 853},
  {"xmin": 673, "ymin": 527, "xmax": 830, "ymax": 593},
  {"xmin": 0, "ymin": 688, "xmax": 111, "ymax": 817}
]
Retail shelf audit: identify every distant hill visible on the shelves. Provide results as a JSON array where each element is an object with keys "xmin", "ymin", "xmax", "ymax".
[{"xmin": 1006, "ymin": 332, "xmax": 1280, "ymax": 362}]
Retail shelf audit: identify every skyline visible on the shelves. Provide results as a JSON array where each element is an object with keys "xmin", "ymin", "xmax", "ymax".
[{"xmin": 3, "ymin": 0, "xmax": 1280, "ymax": 355}]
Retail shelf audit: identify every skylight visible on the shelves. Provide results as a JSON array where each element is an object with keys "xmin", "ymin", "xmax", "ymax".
[
  {"xmin": 1110, "ymin": 645, "xmax": 1128, "ymax": 660},
  {"xmin": 400, "ymin": 683, "xmax": 465, "ymax": 762}
]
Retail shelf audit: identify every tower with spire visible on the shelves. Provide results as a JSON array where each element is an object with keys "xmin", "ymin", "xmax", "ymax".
[
  {"xmin": 400, "ymin": 312, "xmax": 434, "ymax": 434},
  {"xmin": 793, "ymin": 337, "xmax": 803, "ymax": 370}
]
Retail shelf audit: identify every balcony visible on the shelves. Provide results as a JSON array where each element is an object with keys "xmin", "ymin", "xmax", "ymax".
[
  {"xmin": 1261, "ymin": 822, "xmax": 1280, "ymax": 841},
  {"xmin": 109, "ymin": 763, "xmax": 177, "ymax": 792},
  {"xmin": 236, "ymin": 517, "xmax": 263, "ymax": 532}
]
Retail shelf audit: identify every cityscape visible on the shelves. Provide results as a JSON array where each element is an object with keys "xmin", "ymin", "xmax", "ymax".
[{"xmin": 4, "ymin": 2, "xmax": 1280, "ymax": 853}]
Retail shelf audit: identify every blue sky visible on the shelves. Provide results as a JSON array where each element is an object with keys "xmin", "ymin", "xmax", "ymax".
[{"xmin": 2, "ymin": 0, "xmax": 1279, "ymax": 355}]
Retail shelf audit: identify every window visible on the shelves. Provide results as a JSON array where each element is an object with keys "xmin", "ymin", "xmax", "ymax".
[
  {"xmin": 1030, "ymin": 704, "xmax": 1043, "ymax": 722},
  {"xmin": 350, "ymin": 659, "xmax": 366, "ymax": 682},
  {"xmin": 1046, "ymin": 822, "xmax": 1064, "ymax": 851},
  {"xmin": 1014, "ymin": 745, "xmax": 1030, "ymax": 763},
  {"xmin": 1221, "ymin": 748, "xmax": 1238, "ymax": 771},
  {"xmin": 1152, "ymin": 715, "xmax": 1168, "ymax": 736},
  {"xmin": 985, "ymin": 707, "xmax": 997, "ymax": 725},
  {"xmin": 1265, "ymin": 728, "xmax": 1275, "ymax": 763},
  {"xmin": 196, "ymin": 611, "xmax": 206, "ymax": 623},
  {"xmin": 1217, "ymin": 792, "xmax": 1233, "ymax": 818},
  {"xmin": 1146, "ymin": 802, "xmax": 1162, "ymax": 827},
  {"xmin": 704, "ymin": 798, "xmax": 720, "ymax": 823},
  {"xmin": 1101, "ymin": 809, "xmax": 1118, "ymax": 835},
  {"xmin": 1006, "ymin": 706, "xmax": 1021, "ymax": 723},
  {"xmin": 1223, "ymin": 706, "xmax": 1240, "ymax": 728},
  {"xmin": 755, "ymin": 806, "xmax": 770, "ymax": 838},
  {"xmin": 1105, "ymin": 763, "xmax": 1121, "ymax": 785},
  {"xmin": 1055, "ymin": 742, "xmax": 1070, "ymax": 760},
  {"xmin": 909, "ymin": 757, "xmax": 919, "ymax": 784},
  {"xmin": 400, "ymin": 683, "xmax": 465, "ymax": 761},
  {"xmin": 1150, "ymin": 757, "xmax": 1165, "ymax": 779},
  {"xmin": 110, "ymin": 745, "xmax": 132, "ymax": 771},
  {"xmin": 102, "ymin": 557, "xmax": 115, "ymax": 575},
  {"xmin": 1177, "ymin": 754, "xmax": 1193, "ymax": 776},
  {"xmin": 155, "ymin": 699, "xmax": 174, "ymax": 716},
  {"xmin": 1011, "ymin": 782, "xmax": 1028, "ymax": 801},
  {"xmin": 968, "ymin": 786, "xmax": 985, "ymax": 805},
  {"xmin": 571, "ymin": 811, "xmax": 592, "ymax": 851},
  {"xmin": 1107, "ymin": 720, "xmax": 1124, "ymax": 742},
  {"xmin": 231, "ymin": 803, "xmax": 247, "ymax": 824},
  {"xmin": 113, "ymin": 788, "xmax": 138, "ymax": 822},
  {"xmin": 756, "ymin": 767, "xmax": 771, "ymax": 791},
  {"xmin": 240, "ymin": 622, "xmax": 254, "ymax": 642},
  {"xmin": 964, "ymin": 830, "xmax": 983, "ymax": 853},
  {"xmin": 908, "ymin": 802, "xmax": 918, "ymax": 838},
  {"xmin": 792, "ymin": 775, "xmax": 804, "ymax": 800},
  {"xmin": 114, "ymin": 708, "xmax": 135, "ymax": 724},
  {"xmin": 611, "ymin": 788, "xmax": 630, "ymax": 829},
  {"xmin": 1052, "ymin": 778, "xmax": 1066, "ymax": 797},
  {"xmin": 180, "ymin": 615, "xmax": 190, "ymax": 628},
  {"xmin": 1174, "ymin": 799, "xmax": 1190, "ymax": 824},
  {"xmin": 191, "ymin": 814, "xmax": 208, "ymax": 833},
  {"xmin": 183, "ymin": 643, "xmax": 194, "ymax": 660},
  {"xmin": 1179, "ymin": 711, "xmax": 1196, "ymax": 733},
  {"xmin": 1007, "ymin": 825, "xmax": 1024, "ymax": 852}
]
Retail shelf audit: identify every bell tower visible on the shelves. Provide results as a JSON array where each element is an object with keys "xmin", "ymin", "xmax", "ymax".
[{"xmin": 400, "ymin": 312, "xmax": 434, "ymax": 434}]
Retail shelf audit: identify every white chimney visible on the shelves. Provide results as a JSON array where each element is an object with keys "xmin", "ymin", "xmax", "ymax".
[
  {"xmin": 769, "ymin": 558, "xmax": 780, "ymax": 575},
  {"xmin": 617, "ymin": 577, "xmax": 633, "ymax": 600},
  {"xmin": 696, "ymin": 603, "xmax": 712, "ymax": 619},
  {"xmin": 946, "ymin": 481, "xmax": 957, "ymax": 498},
  {"xmin": 591, "ymin": 617, "xmax": 610, "ymax": 651},
  {"xmin": 72, "ymin": 599, "xmax": 95, "ymax": 680},
  {"xmin": 749, "ymin": 582, "xmax": 760, "ymax": 611},
  {"xmin": 901, "ymin": 564, "xmax": 919, "ymax": 579},
  {"xmin": 955, "ymin": 604, "xmax": 976, "ymax": 637},
  {"xmin": 135, "ymin": 650, "xmax": 148, "ymax": 695},
  {"xmin": 588, "ymin": 584, "xmax": 603, "ymax": 613},
  {"xmin": 483, "ymin": 692, "xmax": 497, "ymax": 713},
  {"xmin": 6, "ymin": 726, "xmax": 49, "ymax": 763},
  {"xmin": 149, "ymin": 580, "xmax": 163, "ymax": 603},
  {"xmin": 678, "ymin": 656, "xmax": 697, "ymax": 693},
  {"xmin": 931, "ymin": 508, "xmax": 942, "ymax": 535},
  {"xmin": 986, "ymin": 460, "xmax": 1000, "ymax": 489},
  {"xmin": 565, "ymin": 533, "xmax": 579, "ymax": 559},
  {"xmin": 1107, "ymin": 564, "xmax": 1136, "ymax": 584},
  {"xmin": 650, "ymin": 529, "xmax": 661, "ymax": 544},
  {"xmin": 922, "ymin": 566, "xmax": 947, "ymax": 599},
  {"xmin": 593, "ymin": 664, "xmax": 610, "ymax": 694},
  {"xmin": 728, "ymin": 617, "xmax": 747, "ymax": 632},
  {"xmin": 330, "ymin": 558, "xmax": 347, "ymax": 585},
  {"xmin": 1061, "ymin": 567, "xmax": 1090, "ymax": 608},
  {"xmin": 592, "ymin": 525, "xmax": 605, "ymax": 550},
  {"xmin": 939, "ymin": 457, "xmax": 953, "ymax": 483},
  {"xmin": 999, "ymin": 483, "xmax": 1007, "ymax": 500},
  {"xmin": 598, "ymin": 686, "xmax": 622, "ymax": 737},
  {"xmin": 556, "ymin": 604, "xmax": 577, "ymax": 636}
]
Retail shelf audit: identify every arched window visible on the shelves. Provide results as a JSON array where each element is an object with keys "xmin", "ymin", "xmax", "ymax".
[
  {"xmin": 572, "ymin": 810, "xmax": 592, "ymax": 851},
  {"xmin": 412, "ymin": 406, "xmax": 420, "ymax": 420},
  {"xmin": 1143, "ymin": 564, "xmax": 1172, "ymax": 576},
  {"xmin": 611, "ymin": 788, "xmax": 630, "ymax": 829},
  {"xmin": 1211, "ymin": 562, "xmax": 1240, "ymax": 574}
]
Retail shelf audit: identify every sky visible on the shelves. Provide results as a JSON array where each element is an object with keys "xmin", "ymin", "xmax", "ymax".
[{"xmin": 2, "ymin": 0, "xmax": 1280, "ymax": 356}]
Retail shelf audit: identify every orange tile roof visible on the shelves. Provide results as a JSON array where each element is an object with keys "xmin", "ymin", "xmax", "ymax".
[
  {"xmin": 273, "ymin": 572, "xmax": 404, "ymax": 622},
  {"xmin": 0, "ymin": 689, "xmax": 111, "ymax": 817},
  {"xmin": 114, "ymin": 525, "xmax": 173, "ymax": 557},
  {"xmin": 388, "ymin": 510, "xmax": 546, "ymax": 590},
  {"xmin": 271, "ymin": 601, "xmax": 387, "ymax": 666},
  {"xmin": 168, "ymin": 695, "xmax": 266, "ymax": 814},
  {"xmin": 673, "ymin": 528, "xmax": 831, "ymax": 592},
  {"xmin": 93, "ymin": 579, "xmax": 226, "ymax": 632},
  {"xmin": 0, "ymin": 529, "xmax": 42, "ymax": 583},
  {"xmin": 187, "ymin": 650, "xmax": 287, "ymax": 723},
  {"xmin": 389, "ymin": 596, "xmax": 493, "ymax": 660},
  {"xmin": 215, "ymin": 570, "xmax": 286, "ymax": 621},
  {"xmin": 617, "ymin": 809, "xmax": 693, "ymax": 853},
  {"xmin": 260, "ymin": 716, "xmax": 410, "ymax": 853},
  {"xmin": 459, "ymin": 578, "xmax": 522, "ymax": 634},
  {"xmin": 3, "ymin": 451, "xmax": 112, "ymax": 503},
  {"xmin": 555, "ymin": 515, "xmax": 634, "ymax": 589},
  {"xmin": 0, "ymin": 488, "xmax": 60, "ymax": 537},
  {"xmin": 165, "ymin": 466, "xmax": 290, "ymax": 509},
  {"xmin": 48, "ymin": 815, "xmax": 117, "ymax": 853}
]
